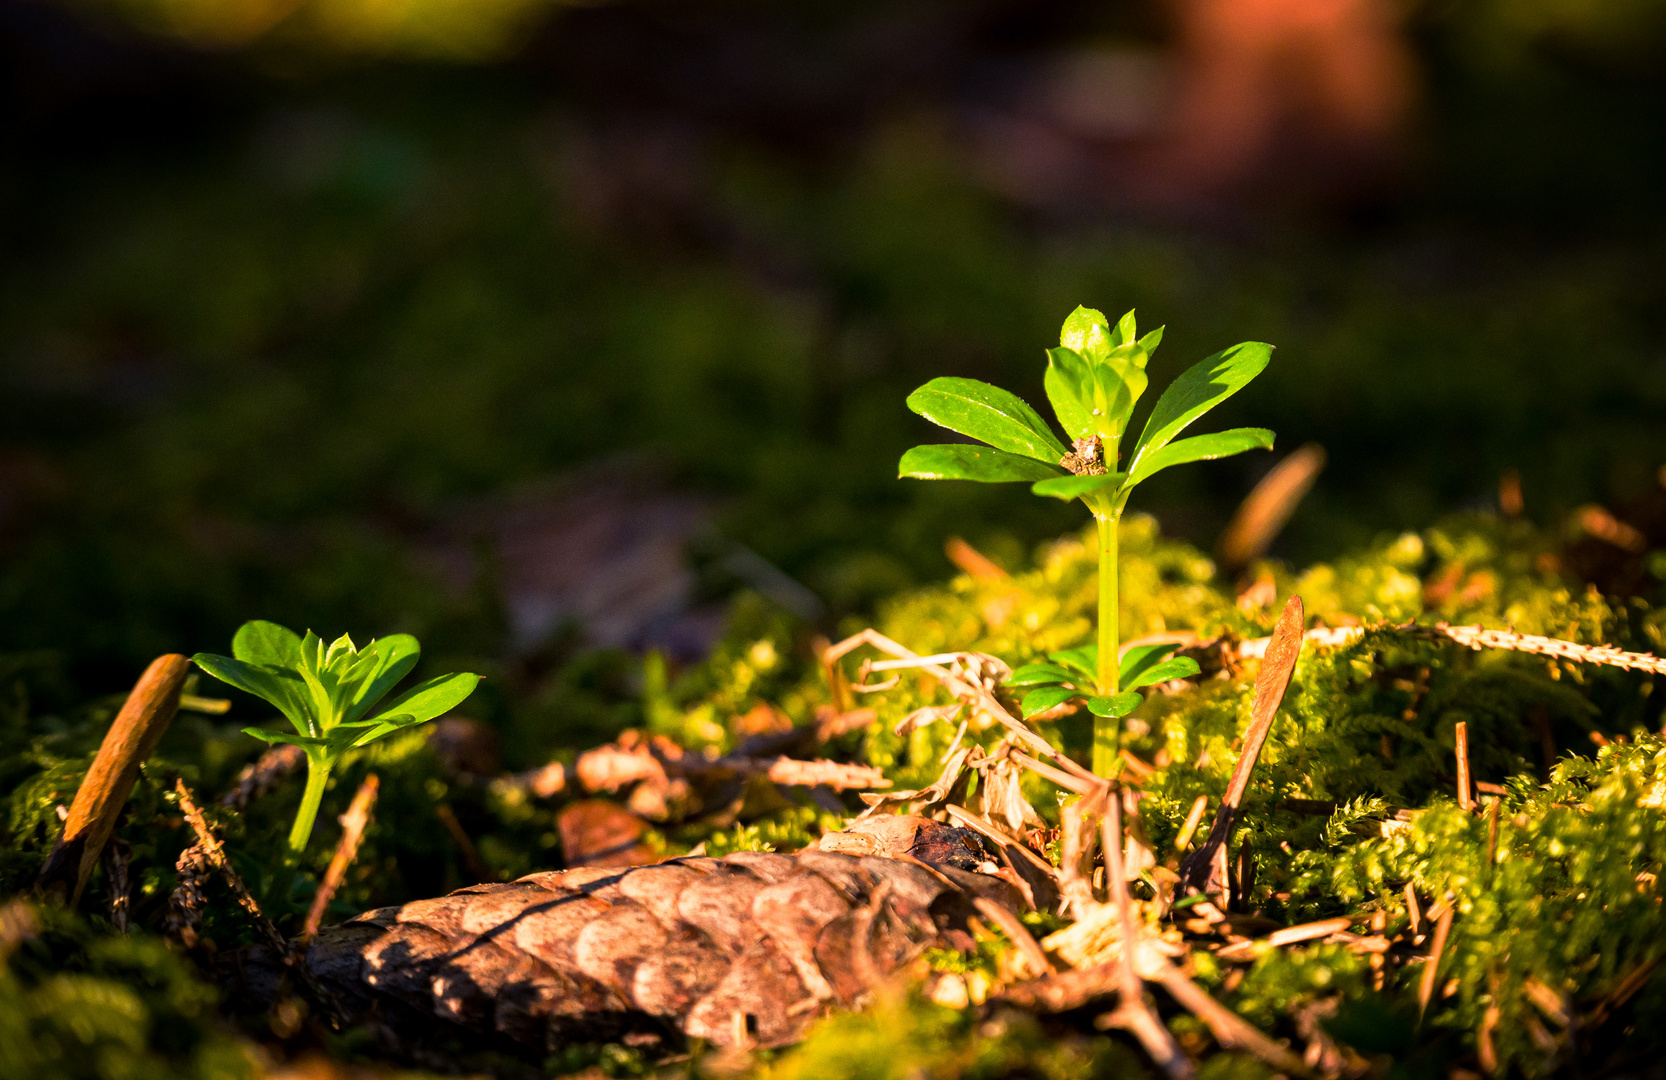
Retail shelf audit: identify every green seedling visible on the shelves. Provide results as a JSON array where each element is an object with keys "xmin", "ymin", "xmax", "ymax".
[
  {"xmin": 899, "ymin": 306, "xmax": 1274, "ymax": 773},
  {"xmin": 193, "ymin": 620, "xmax": 480, "ymax": 861}
]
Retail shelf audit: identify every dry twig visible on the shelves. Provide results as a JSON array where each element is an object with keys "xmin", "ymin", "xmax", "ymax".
[
  {"xmin": 1417, "ymin": 902, "xmax": 1455, "ymax": 1021},
  {"xmin": 1102, "ymin": 787, "xmax": 1194, "ymax": 1080},
  {"xmin": 972, "ymin": 897, "xmax": 1054, "ymax": 978},
  {"xmin": 1240, "ymin": 621, "xmax": 1666, "ymax": 678},
  {"xmin": 302, "ymin": 774, "xmax": 380, "ymax": 941},
  {"xmin": 173, "ymin": 779, "xmax": 346, "ymax": 1026},
  {"xmin": 1456, "ymin": 721, "xmax": 1474, "ymax": 811}
]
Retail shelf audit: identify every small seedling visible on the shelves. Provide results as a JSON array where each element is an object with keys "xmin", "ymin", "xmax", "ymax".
[
  {"xmin": 193, "ymin": 620, "xmax": 480, "ymax": 861},
  {"xmin": 900, "ymin": 306, "xmax": 1274, "ymax": 773}
]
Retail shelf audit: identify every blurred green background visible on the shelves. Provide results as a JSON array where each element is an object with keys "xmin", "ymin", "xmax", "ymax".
[{"xmin": 1, "ymin": 0, "xmax": 1663, "ymax": 699}]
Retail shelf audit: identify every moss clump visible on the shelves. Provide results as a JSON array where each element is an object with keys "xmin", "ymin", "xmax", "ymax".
[{"xmin": 0, "ymin": 905, "xmax": 256, "ymax": 1080}]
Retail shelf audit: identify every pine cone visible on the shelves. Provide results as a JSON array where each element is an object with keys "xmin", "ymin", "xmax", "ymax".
[{"xmin": 268, "ymin": 818, "xmax": 1023, "ymax": 1053}]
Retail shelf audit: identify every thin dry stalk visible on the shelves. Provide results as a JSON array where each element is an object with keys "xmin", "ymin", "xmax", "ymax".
[
  {"xmin": 1485, "ymin": 796, "xmax": 1501, "ymax": 873},
  {"xmin": 435, "ymin": 803, "xmax": 495, "ymax": 883},
  {"xmin": 1103, "ymin": 790, "xmax": 1191, "ymax": 1078},
  {"xmin": 37, "ymin": 655, "xmax": 189, "ymax": 905},
  {"xmin": 173, "ymin": 779, "xmax": 345, "ymax": 1026},
  {"xmin": 750, "ymin": 757, "xmax": 891, "ymax": 790},
  {"xmin": 1417, "ymin": 904, "xmax": 1455, "ymax": 1022},
  {"xmin": 1238, "ymin": 621, "xmax": 1666, "ymax": 680},
  {"xmin": 972, "ymin": 897, "xmax": 1054, "ymax": 977},
  {"xmin": 1216, "ymin": 917, "xmax": 1355, "ymax": 959},
  {"xmin": 1173, "ymin": 796, "xmax": 1209, "ymax": 853},
  {"xmin": 1102, "ymin": 1002, "xmax": 1197, "ymax": 1080},
  {"xmin": 1009, "ymin": 749, "xmax": 1100, "ymax": 796},
  {"xmin": 302, "ymin": 774, "xmax": 380, "ymax": 941},
  {"xmin": 174, "ymin": 780, "xmax": 287, "ymax": 955},
  {"xmin": 1479, "ymin": 967, "xmax": 1502, "ymax": 1074},
  {"xmin": 1455, "ymin": 722, "xmax": 1474, "ymax": 811},
  {"xmin": 1404, "ymin": 882, "xmax": 1423, "ymax": 937},
  {"xmin": 1145, "ymin": 963, "xmax": 1311, "ymax": 1077},
  {"xmin": 101, "ymin": 839, "xmax": 131, "ymax": 933},
  {"xmin": 1179, "ymin": 596, "xmax": 1305, "ymax": 899},
  {"xmin": 824, "ymin": 629, "xmax": 1099, "ymax": 787}
]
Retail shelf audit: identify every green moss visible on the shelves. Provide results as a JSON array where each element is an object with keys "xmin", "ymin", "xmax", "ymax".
[{"xmin": 0, "ymin": 907, "xmax": 257, "ymax": 1080}]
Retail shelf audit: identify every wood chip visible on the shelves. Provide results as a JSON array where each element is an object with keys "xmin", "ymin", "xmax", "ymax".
[{"xmin": 36, "ymin": 655, "xmax": 189, "ymax": 905}]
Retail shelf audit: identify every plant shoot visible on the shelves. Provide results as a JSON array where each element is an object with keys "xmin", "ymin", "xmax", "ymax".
[
  {"xmin": 899, "ymin": 306, "xmax": 1274, "ymax": 773},
  {"xmin": 193, "ymin": 620, "xmax": 480, "ymax": 861}
]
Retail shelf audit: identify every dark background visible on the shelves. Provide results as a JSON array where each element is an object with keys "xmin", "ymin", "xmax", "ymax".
[{"xmin": 2, "ymin": 0, "xmax": 1664, "ymax": 694}]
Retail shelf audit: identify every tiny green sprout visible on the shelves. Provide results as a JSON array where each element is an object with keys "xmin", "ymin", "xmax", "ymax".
[
  {"xmin": 192, "ymin": 620, "xmax": 480, "ymax": 861},
  {"xmin": 899, "ymin": 306, "xmax": 1274, "ymax": 774}
]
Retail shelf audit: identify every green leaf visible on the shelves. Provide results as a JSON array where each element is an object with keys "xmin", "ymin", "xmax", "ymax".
[
  {"xmin": 899, "ymin": 445, "xmax": 1065, "ymax": 483},
  {"xmin": 1006, "ymin": 663, "xmax": 1077, "ymax": 688},
  {"xmin": 1048, "ymin": 645, "xmax": 1097, "ymax": 681},
  {"xmin": 1127, "ymin": 342, "xmax": 1273, "ymax": 476},
  {"xmin": 1119, "ymin": 644, "xmax": 1179, "ymax": 686},
  {"xmin": 241, "ymin": 726, "xmax": 325, "ymax": 748},
  {"xmin": 1129, "ymin": 427, "xmax": 1275, "ymax": 485},
  {"xmin": 193, "ymin": 653, "xmax": 313, "ymax": 735},
  {"xmin": 1021, "ymin": 686, "xmax": 1077, "ymax": 718},
  {"xmin": 1113, "ymin": 309, "xmax": 1137, "ymax": 347},
  {"xmin": 294, "ymin": 630, "xmax": 334, "ymax": 729},
  {"xmin": 1059, "ymin": 306, "xmax": 1112, "ymax": 361},
  {"xmin": 231, "ymin": 621, "xmax": 302, "ymax": 669},
  {"xmin": 344, "ymin": 634, "xmax": 421, "ymax": 723},
  {"xmin": 1123, "ymin": 656, "xmax": 1201, "ymax": 690},
  {"xmin": 1044, "ymin": 348, "xmax": 1096, "ymax": 441},
  {"xmin": 341, "ymin": 715, "xmax": 418, "ymax": 750},
  {"xmin": 1171, "ymin": 892, "xmax": 1218, "ymax": 911},
  {"xmin": 323, "ymin": 632, "xmax": 358, "ymax": 669},
  {"xmin": 365, "ymin": 672, "xmax": 481, "ymax": 727},
  {"xmin": 1091, "ymin": 354, "xmax": 1147, "ymax": 438},
  {"xmin": 1085, "ymin": 692, "xmax": 1143, "ymax": 718},
  {"xmin": 1030, "ymin": 472, "xmax": 1125, "ymax": 501},
  {"xmin": 1136, "ymin": 326, "xmax": 1164, "ymax": 355},
  {"xmin": 905, "ymin": 377, "xmax": 1068, "ymax": 463}
]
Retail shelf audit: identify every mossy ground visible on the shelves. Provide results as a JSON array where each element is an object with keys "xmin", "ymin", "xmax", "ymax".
[{"xmin": 3, "ymin": 509, "xmax": 1664, "ymax": 1078}]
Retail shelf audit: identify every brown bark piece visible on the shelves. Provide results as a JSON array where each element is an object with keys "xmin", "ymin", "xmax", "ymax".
[
  {"xmin": 721, "ymin": 850, "xmax": 796, "ymax": 882},
  {"xmin": 752, "ymin": 870, "xmax": 852, "ymax": 1001},
  {"xmin": 617, "ymin": 862, "xmax": 705, "ymax": 927},
  {"xmin": 285, "ymin": 844, "xmax": 1022, "ymax": 1052},
  {"xmin": 629, "ymin": 925, "xmax": 730, "ymax": 1016},
  {"xmin": 558, "ymin": 800, "xmax": 653, "ymax": 868},
  {"xmin": 431, "ymin": 938, "xmax": 527, "ymax": 1024},
  {"xmin": 509, "ymin": 890, "xmax": 614, "ymax": 970},
  {"xmin": 397, "ymin": 894, "xmax": 477, "ymax": 941},
  {"xmin": 1179, "ymin": 595, "xmax": 1305, "ymax": 900},
  {"xmin": 855, "ymin": 855, "xmax": 951, "ymax": 912},
  {"xmin": 364, "ymin": 923, "xmax": 463, "ymax": 1008},
  {"xmin": 814, "ymin": 898, "xmax": 933, "ymax": 1004},
  {"xmin": 675, "ymin": 865, "xmax": 770, "ymax": 955},
  {"xmin": 683, "ymin": 936, "xmax": 815, "ymax": 1047},
  {"xmin": 574, "ymin": 905, "xmax": 669, "ymax": 990},
  {"xmin": 37, "ymin": 654, "xmax": 190, "ymax": 905}
]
